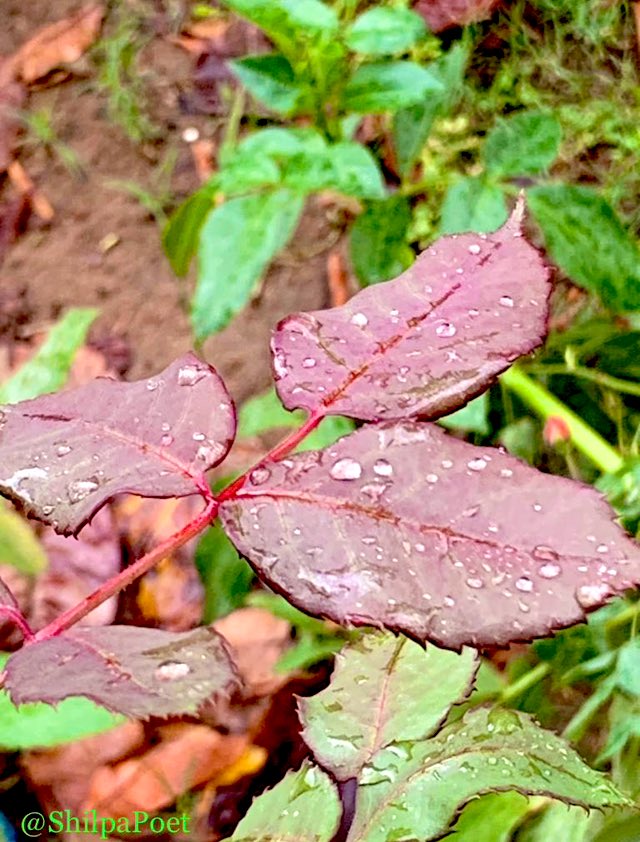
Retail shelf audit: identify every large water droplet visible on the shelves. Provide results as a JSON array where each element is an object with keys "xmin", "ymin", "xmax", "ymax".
[
  {"xmin": 330, "ymin": 458, "xmax": 362, "ymax": 480},
  {"xmin": 467, "ymin": 458, "xmax": 487, "ymax": 472},
  {"xmin": 426, "ymin": 473, "xmax": 438, "ymax": 484},
  {"xmin": 373, "ymin": 459, "xmax": 393, "ymax": 477},
  {"xmin": 539, "ymin": 562, "xmax": 561, "ymax": 579},
  {"xmin": 68, "ymin": 478, "xmax": 99, "ymax": 503},
  {"xmin": 178, "ymin": 365, "xmax": 208, "ymax": 387},
  {"xmin": 350, "ymin": 312, "xmax": 368, "ymax": 328},
  {"xmin": 499, "ymin": 296, "xmax": 514, "ymax": 308},
  {"xmin": 435, "ymin": 321, "xmax": 456, "ymax": 337},
  {"xmin": 155, "ymin": 660, "xmax": 191, "ymax": 681},
  {"xmin": 250, "ymin": 466, "xmax": 271, "ymax": 485},
  {"xmin": 576, "ymin": 583, "xmax": 611, "ymax": 608},
  {"xmin": 515, "ymin": 576, "xmax": 533, "ymax": 593}
]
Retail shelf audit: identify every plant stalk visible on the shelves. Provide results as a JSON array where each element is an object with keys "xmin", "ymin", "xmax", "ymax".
[
  {"xmin": 500, "ymin": 365, "xmax": 623, "ymax": 474},
  {"xmin": 0, "ymin": 606, "xmax": 35, "ymax": 642},
  {"xmin": 33, "ymin": 499, "xmax": 218, "ymax": 641}
]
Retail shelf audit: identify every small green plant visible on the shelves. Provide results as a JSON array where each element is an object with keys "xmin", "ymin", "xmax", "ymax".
[
  {"xmin": 93, "ymin": 9, "xmax": 158, "ymax": 143},
  {"xmin": 106, "ymin": 147, "xmax": 177, "ymax": 227},
  {"xmin": 163, "ymin": 0, "xmax": 469, "ymax": 340},
  {"xmin": 19, "ymin": 108, "xmax": 84, "ymax": 178}
]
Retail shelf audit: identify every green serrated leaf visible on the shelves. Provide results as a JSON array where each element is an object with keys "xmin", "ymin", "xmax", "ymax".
[
  {"xmin": 0, "ymin": 503, "xmax": 47, "ymax": 575},
  {"xmin": 527, "ymin": 184, "xmax": 640, "ymax": 312},
  {"xmin": 394, "ymin": 42, "xmax": 469, "ymax": 175},
  {"xmin": 439, "ymin": 177, "xmax": 508, "ymax": 235},
  {"xmin": 439, "ymin": 393, "xmax": 490, "ymax": 435},
  {"xmin": 446, "ymin": 792, "xmax": 531, "ymax": 841},
  {"xmin": 195, "ymin": 523, "xmax": 254, "ymax": 622},
  {"xmin": 0, "ymin": 308, "xmax": 98, "ymax": 404},
  {"xmin": 0, "ymin": 655, "xmax": 122, "ymax": 749},
  {"xmin": 193, "ymin": 189, "xmax": 304, "ymax": 339},
  {"xmin": 163, "ymin": 188, "xmax": 214, "ymax": 276},
  {"xmin": 230, "ymin": 53, "xmax": 310, "ymax": 116},
  {"xmin": 348, "ymin": 707, "xmax": 628, "ymax": 842},
  {"xmin": 346, "ymin": 8, "xmax": 426, "ymax": 55},
  {"xmin": 350, "ymin": 195, "xmax": 413, "ymax": 286},
  {"xmin": 300, "ymin": 633, "xmax": 478, "ymax": 780},
  {"xmin": 343, "ymin": 60, "xmax": 444, "ymax": 113},
  {"xmin": 484, "ymin": 110, "xmax": 562, "ymax": 178},
  {"xmin": 228, "ymin": 761, "xmax": 341, "ymax": 842}
]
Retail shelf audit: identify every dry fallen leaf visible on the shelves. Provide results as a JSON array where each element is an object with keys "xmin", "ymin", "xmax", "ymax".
[
  {"xmin": 0, "ymin": 77, "xmax": 26, "ymax": 172},
  {"xmin": 7, "ymin": 4, "xmax": 104, "ymax": 84},
  {"xmin": 84, "ymin": 724, "xmax": 248, "ymax": 820},
  {"xmin": 414, "ymin": 0, "xmax": 500, "ymax": 31}
]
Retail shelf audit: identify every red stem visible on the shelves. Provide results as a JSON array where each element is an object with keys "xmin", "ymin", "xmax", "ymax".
[
  {"xmin": 30, "ymin": 409, "xmax": 325, "ymax": 642},
  {"xmin": 217, "ymin": 408, "xmax": 324, "ymax": 504},
  {"xmin": 0, "ymin": 606, "xmax": 35, "ymax": 642},
  {"xmin": 33, "ymin": 499, "xmax": 218, "ymax": 642}
]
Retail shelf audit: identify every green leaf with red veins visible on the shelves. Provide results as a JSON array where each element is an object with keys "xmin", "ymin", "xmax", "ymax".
[
  {"xmin": 4, "ymin": 625, "xmax": 238, "ymax": 719},
  {"xmin": 0, "ymin": 354, "xmax": 235, "ymax": 535},
  {"xmin": 271, "ymin": 204, "xmax": 549, "ymax": 422},
  {"xmin": 300, "ymin": 633, "xmax": 477, "ymax": 780},
  {"xmin": 220, "ymin": 422, "xmax": 640, "ymax": 649}
]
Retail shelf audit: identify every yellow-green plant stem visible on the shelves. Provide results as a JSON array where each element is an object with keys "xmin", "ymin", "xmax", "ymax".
[
  {"xmin": 500, "ymin": 365, "xmax": 623, "ymax": 474},
  {"xmin": 501, "ymin": 662, "xmax": 550, "ymax": 705}
]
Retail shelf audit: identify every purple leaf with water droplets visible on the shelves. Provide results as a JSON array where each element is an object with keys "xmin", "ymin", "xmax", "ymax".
[
  {"xmin": 4, "ymin": 625, "xmax": 238, "ymax": 719},
  {"xmin": 0, "ymin": 353, "xmax": 236, "ymax": 535},
  {"xmin": 220, "ymin": 422, "xmax": 640, "ymax": 649},
  {"xmin": 271, "ymin": 205, "xmax": 550, "ymax": 422}
]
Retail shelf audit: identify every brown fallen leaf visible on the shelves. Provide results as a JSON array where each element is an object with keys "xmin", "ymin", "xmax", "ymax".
[
  {"xmin": 7, "ymin": 160, "xmax": 54, "ymax": 222},
  {"xmin": 0, "ymin": 195, "xmax": 30, "ymax": 267},
  {"xmin": 10, "ymin": 4, "xmax": 105, "ymax": 84},
  {"xmin": 0, "ymin": 77, "xmax": 26, "ymax": 172},
  {"xmin": 414, "ymin": 0, "xmax": 500, "ymax": 31},
  {"xmin": 83, "ymin": 724, "xmax": 248, "ymax": 820},
  {"xmin": 22, "ymin": 721, "xmax": 145, "ymax": 818}
]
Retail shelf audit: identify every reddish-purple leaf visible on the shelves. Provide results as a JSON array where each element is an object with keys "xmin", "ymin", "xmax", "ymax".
[
  {"xmin": 4, "ymin": 625, "xmax": 238, "ymax": 718},
  {"xmin": 220, "ymin": 422, "xmax": 640, "ymax": 649},
  {"xmin": 271, "ymin": 207, "xmax": 549, "ymax": 422},
  {"xmin": 0, "ymin": 353, "xmax": 235, "ymax": 535},
  {"xmin": 413, "ymin": 0, "xmax": 499, "ymax": 32}
]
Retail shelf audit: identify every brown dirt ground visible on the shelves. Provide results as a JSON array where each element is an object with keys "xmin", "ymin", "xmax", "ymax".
[{"xmin": 1, "ymin": 0, "xmax": 335, "ymax": 405}]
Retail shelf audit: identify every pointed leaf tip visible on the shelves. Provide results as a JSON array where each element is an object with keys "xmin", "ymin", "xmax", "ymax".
[
  {"xmin": 272, "ymin": 211, "xmax": 550, "ymax": 423},
  {"xmin": 0, "ymin": 353, "xmax": 236, "ymax": 535}
]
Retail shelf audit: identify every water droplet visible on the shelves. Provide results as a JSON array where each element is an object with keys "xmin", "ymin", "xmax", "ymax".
[
  {"xmin": 192, "ymin": 432, "xmax": 206, "ymax": 441},
  {"xmin": 576, "ymin": 583, "xmax": 611, "ymax": 608},
  {"xmin": 68, "ymin": 478, "xmax": 99, "ymax": 503},
  {"xmin": 250, "ymin": 466, "xmax": 271, "ymax": 485},
  {"xmin": 499, "ymin": 296, "xmax": 514, "ymax": 308},
  {"xmin": 539, "ymin": 562, "xmax": 561, "ymax": 579},
  {"xmin": 596, "ymin": 544, "xmax": 609, "ymax": 554},
  {"xmin": 42, "ymin": 505, "xmax": 54, "ymax": 516},
  {"xmin": 155, "ymin": 661, "xmax": 191, "ymax": 681},
  {"xmin": 533, "ymin": 545, "xmax": 557, "ymax": 561},
  {"xmin": 161, "ymin": 434, "xmax": 173, "ymax": 447},
  {"xmin": 146, "ymin": 379, "xmax": 160, "ymax": 391},
  {"xmin": 55, "ymin": 443, "xmax": 71, "ymax": 457},
  {"xmin": 178, "ymin": 365, "xmax": 207, "ymax": 387},
  {"xmin": 468, "ymin": 308, "xmax": 480, "ymax": 317},
  {"xmin": 468, "ymin": 243, "xmax": 481, "ymax": 254},
  {"xmin": 467, "ymin": 458, "xmax": 487, "ymax": 472},
  {"xmin": 444, "ymin": 596, "xmax": 455, "ymax": 607},
  {"xmin": 466, "ymin": 577, "xmax": 484, "ymax": 589},
  {"xmin": 426, "ymin": 473, "xmax": 438, "ymax": 484},
  {"xmin": 500, "ymin": 468, "xmax": 513, "ymax": 478},
  {"xmin": 161, "ymin": 422, "xmax": 171, "ymax": 432},
  {"xmin": 373, "ymin": 459, "xmax": 393, "ymax": 477},
  {"xmin": 441, "ymin": 459, "xmax": 453, "ymax": 469},
  {"xmin": 350, "ymin": 312, "xmax": 368, "ymax": 328},
  {"xmin": 436, "ymin": 321, "xmax": 456, "ymax": 337},
  {"xmin": 533, "ymin": 503, "xmax": 542, "ymax": 512},
  {"xmin": 515, "ymin": 576, "xmax": 533, "ymax": 593},
  {"xmin": 302, "ymin": 357, "xmax": 316, "ymax": 368},
  {"xmin": 455, "ymin": 267, "xmax": 464, "ymax": 275},
  {"xmin": 273, "ymin": 350, "xmax": 288, "ymax": 378},
  {"xmin": 330, "ymin": 458, "xmax": 362, "ymax": 480}
]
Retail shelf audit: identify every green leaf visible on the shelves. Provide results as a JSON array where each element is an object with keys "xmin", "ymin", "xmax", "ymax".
[
  {"xmin": 228, "ymin": 761, "xmax": 341, "ymax": 842},
  {"xmin": 281, "ymin": 142, "xmax": 385, "ymax": 199},
  {"xmin": 193, "ymin": 189, "xmax": 304, "ymax": 339},
  {"xmin": 0, "ymin": 654, "xmax": 122, "ymax": 749},
  {"xmin": 348, "ymin": 707, "xmax": 628, "ymax": 841},
  {"xmin": 346, "ymin": 8, "xmax": 426, "ymax": 55},
  {"xmin": 394, "ymin": 42, "xmax": 469, "ymax": 175},
  {"xmin": 439, "ymin": 393, "xmax": 490, "ymax": 435},
  {"xmin": 439, "ymin": 177, "xmax": 508, "ymax": 235},
  {"xmin": 195, "ymin": 523, "xmax": 254, "ymax": 622},
  {"xmin": 527, "ymin": 184, "xmax": 640, "ymax": 312},
  {"xmin": 350, "ymin": 195, "xmax": 413, "ymax": 286},
  {"xmin": 517, "ymin": 801, "xmax": 591, "ymax": 842},
  {"xmin": 447, "ymin": 792, "xmax": 531, "ymax": 841},
  {"xmin": 300, "ymin": 633, "xmax": 478, "ymax": 780},
  {"xmin": 343, "ymin": 60, "xmax": 444, "ymax": 113},
  {"xmin": 0, "ymin": 308, "xmax": 98, "ymax": 404},
  {"xmin": 484, "ymin": 110, "xmax": 562, "ymax": 178},
  {"xmin": 238, "ymin": 387, "xmax": 354, "ymax": 450},
  {"xmin": 0, "ymin": 504, "xmax": 47, "ymax": 575},
  {"xmin": 221, "ymin": 0, "xmax": 338, "ymax": 51},
  {"xmin": 163, "ymin": 188, "xmax": 214, "ymax": 276},
  {"xmin": 231, "ymin": 54, "xmax": 310, "ymax": 116},
  {"xmin": 499, "ymin": 416, "xmax": 540, "ymax": 465}
]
